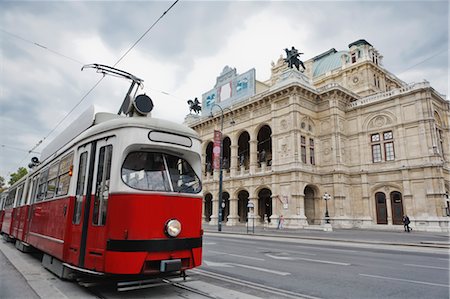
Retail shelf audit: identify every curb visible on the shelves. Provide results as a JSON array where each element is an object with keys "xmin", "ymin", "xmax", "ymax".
[{"xmin": 204, "ymin": 230, "xmax": 450, "ymax": 249}]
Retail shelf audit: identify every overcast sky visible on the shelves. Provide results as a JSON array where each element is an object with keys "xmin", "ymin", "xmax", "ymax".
[{"xmin": 0, "ymin": 0, "xmax": 448, "ymax": 181}]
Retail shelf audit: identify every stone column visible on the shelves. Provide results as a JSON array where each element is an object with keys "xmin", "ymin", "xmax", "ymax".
[
  {"xmin": 230, "ymin": 145, "xmax": 238, "ymax": 177},
  {"xmin": 249, "ymin": 139, "xmax": 258, "ymax": 174},
  {"xmin": 288, "ymin": 194, "xmax": 308, "ymax": 228},
  {"xmin": 227, "ymin": 197, "xmax": 239, "ymax": 226}
]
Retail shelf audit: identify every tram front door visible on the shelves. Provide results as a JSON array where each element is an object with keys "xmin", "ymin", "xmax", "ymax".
[{"xmin": 66, "ymin": 137, "xmax": 114, "ymax": 271}]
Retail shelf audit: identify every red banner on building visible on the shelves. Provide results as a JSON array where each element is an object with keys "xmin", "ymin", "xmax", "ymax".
[{"xmin": 213, "ymin": 130, "xmax": 222, "ymax": 170}]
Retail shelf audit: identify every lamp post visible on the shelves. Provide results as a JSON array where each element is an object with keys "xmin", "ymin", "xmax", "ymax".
[
  {"xmin": 210, "ymin": 104, "xmax": 225, "ymax": 232},
  {"xmin": 323, "ymin": 192, "xmax": 331, "ymax": 224}
]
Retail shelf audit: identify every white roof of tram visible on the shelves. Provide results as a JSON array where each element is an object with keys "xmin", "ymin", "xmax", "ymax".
[{"xmin": 40, "ymin": 106, "xmax": 199, "ymax": 162}]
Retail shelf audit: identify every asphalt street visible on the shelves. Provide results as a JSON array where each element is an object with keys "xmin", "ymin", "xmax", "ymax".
[{"xmin": 201, "ymin": 233, "xmax": 449, "ymax": 299}]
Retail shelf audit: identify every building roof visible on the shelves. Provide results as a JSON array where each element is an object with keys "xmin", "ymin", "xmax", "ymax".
[{"xmin": 312, "ymin": 50, "xmax": 347, "ymax": 77}]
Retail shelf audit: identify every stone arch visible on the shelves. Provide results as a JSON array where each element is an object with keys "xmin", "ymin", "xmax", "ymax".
[
  {"xmin": 363, "ymin": 111, "xmax": 397, "ymax": 132},
  {"xmin": 204, "ymin": 141, "xmax": 213, "ymax": 174},
  {"xmin": 434, "ymin": 111, "xmax": 443, "ymax": 127},
  {"xmin": 237, "ymin": 189, "xmax": 250, "ymax": 223},
  {"xmin": 204, "ymin": 193, "xmax": 213, "ymax": 222},
  {"xmin": 257, "ymin": 188, "xmax": 272, "ymax": 223},
  {"xmin": 390, "ymin": 191, "xmax": 404, "ymax": 225},
  {"xmin": 221, "ymin": 191, "xmax": 230, "ymax": 223},
  {"xmin": 304, "ymin": 184, "xmax": 320, "ymax": 225},
  {"xmin": 256, "ymin": 124, "xmax": 272, "ymax": 165},
  {"xmin": 222, "ymin": 136, "xmax": 231, "ymax": 171},
  {"xmin": 238, "ymin": 131, "xmax": 250, "ymax": 169}
]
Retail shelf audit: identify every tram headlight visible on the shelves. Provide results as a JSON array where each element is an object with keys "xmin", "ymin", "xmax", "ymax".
[{"xmin": 165, "ymin": 219, "xmax": 181, "ymax": 238}]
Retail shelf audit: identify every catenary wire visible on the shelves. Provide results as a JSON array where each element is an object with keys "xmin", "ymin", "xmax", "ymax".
[{"xmin": 8, "ymin": 0, "xmax": 180, "ymax": 176}]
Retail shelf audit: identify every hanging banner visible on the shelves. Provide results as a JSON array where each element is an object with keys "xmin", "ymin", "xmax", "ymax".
[{"xmin": 213, "ymin": 130, "xmax": 222, "ymax": 169}]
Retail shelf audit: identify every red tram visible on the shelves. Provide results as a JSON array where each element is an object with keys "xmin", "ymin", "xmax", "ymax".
[{"xmin": 0, "ymin": 66, "xmax": 203, "ymax": 279}]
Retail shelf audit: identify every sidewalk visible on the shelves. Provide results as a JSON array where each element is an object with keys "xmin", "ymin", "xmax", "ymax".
[{"xmin": 203, "ymin": 224, "xmax": 450, "ymax": 248}]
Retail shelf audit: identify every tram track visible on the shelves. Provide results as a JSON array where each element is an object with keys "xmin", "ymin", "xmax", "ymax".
[
  {"xmin": 191, "ymin": 268, "xmax": 322, "ymax": 299},
  {"xmin": 79, "ymin": 274, "xmax": 220, "ymax": 298}
]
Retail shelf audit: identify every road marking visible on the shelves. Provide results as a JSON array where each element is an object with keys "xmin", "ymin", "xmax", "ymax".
[
  {"xmin": 296, "ymin": 257, "xmax": 351, "ymax": 266},
  {"xmin": 404, "ymin": 263, "xmax": 449, "ymax": 270},
  {"xmin": 203, "ymin": 260, "xmax": 233, "ymax": 267},
  {"xmin": 258, "ymin": 247, "xmax": 317, "ymax": 256},
  {"xmin": 265, "ymin": 253, "xmax": 295, "ymax": 260},
  {"xmin": 203, "ymin": 242, "xmax": 216, "ymax": 245},
  {"xmin": 359, "ymin": 274, "xmax": 450, "ymax": 288},
  {"xmin": 192, "ymin": 268, "xmax": 321, "ymax": 299},
  {"xmin": 208, "ymin": 250, "xmax": 265, "ymax": 261},
  {"xmin": 231, "ymin": 263, "xmax": 291, "ymax": 276},
  {"xmin": 203, "ymin": 260, "xmax": 290, "ymax": 276}
]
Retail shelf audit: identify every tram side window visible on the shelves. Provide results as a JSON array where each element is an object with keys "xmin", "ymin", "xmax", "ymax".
[
  {"xmin": 36, "ymin": 169, "xmax": 49, "ymax": 202},
  {"xmin": 46, "ymin": 162, "xmax": 60, "ymax": 199},
  {"xmin": 16, "ymin": 184, "xmax": 25, "ymax": 206},
  {"xmin": 5, "ymin": 188, "xmax": 17, "ymax": 209},
  {"xmin": 93, "ymin": 145, "xmax": 112, "ymax": 226},
  {"xmin": 57, "ymin": 152, "xmax": 74, "ymax": 196},
  {"xmin": 73, "ymin": 152, "xmax": 88, "ymax": 224}
]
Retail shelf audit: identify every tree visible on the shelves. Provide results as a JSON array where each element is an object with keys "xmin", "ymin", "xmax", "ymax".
[
  {"xmin": 0, "ymin": 176, "xmax": 5, "ymax": 192},
  {"xmin": 8, "ymin": 167, "xmax": 28, "ymax": 186}
]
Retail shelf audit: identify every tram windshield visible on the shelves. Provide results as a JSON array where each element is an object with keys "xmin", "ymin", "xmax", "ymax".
[{"xmin": 121, "ymin": 152, "xmax": 201, "ymax": 194}]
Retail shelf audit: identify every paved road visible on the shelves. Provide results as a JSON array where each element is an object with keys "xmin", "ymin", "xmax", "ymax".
[
  {"xmin": 1, "ymin": 227, "xmax": 448, "ymax": 299},
  {"xmin": 201, "ymin": 233, "xmax": 450, "ymax": 299}
]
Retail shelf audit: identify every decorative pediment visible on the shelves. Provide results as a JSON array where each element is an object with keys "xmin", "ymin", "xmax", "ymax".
[{"xmin": 364, "ymin": 111, "xmax": 397, "ymax": 131}]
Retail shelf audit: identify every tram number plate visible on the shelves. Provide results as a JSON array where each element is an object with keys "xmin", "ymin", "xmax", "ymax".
[{"xmin": 160, "ymin": 259, "xmax": 182, "ymax": 272}]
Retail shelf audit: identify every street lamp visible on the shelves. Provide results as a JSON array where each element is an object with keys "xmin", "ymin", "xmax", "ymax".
[
  {"xmin": 209, "ymin": 104, "xmax": 234, "ymax": 232},
  {"xmin": 323, "ymin": 192, "xmax": 332, "ymax": 224}
]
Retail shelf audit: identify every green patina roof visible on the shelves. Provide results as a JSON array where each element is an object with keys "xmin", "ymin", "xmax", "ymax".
[{"xmin": 312, "ymin": 50, "xmax": 348, "ymax": 77}]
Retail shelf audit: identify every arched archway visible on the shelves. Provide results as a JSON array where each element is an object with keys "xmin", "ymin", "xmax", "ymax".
[
  {"xmin": 375, "ymin": 192, "xmax": 387, "ymax": 224},
  {"xmin": 222, "ymin": 192, "xmax": 230, "ymax": 222},
  {"xmin": 205, "ymin": 142, "xmax": 213, "ymax": 175},
  {"xmin": 223, "ymin": 137, "xmax": 231, "ymax": 171},
  {"xmin": 390, "ymin": 191, "xmax": 404, "ymax": 225},
  {"xmin": 238, "ymin": 131, "xmax": 250, "ymax": 169},
  {"xmin": 258, "ymin": 188, "xmax": 272, "ymax": 223},
  {"xmin": 304, "ymin": 186, "xmax": 316, "ymax": 225},
  {"xmin": 257, "ymin": 125, "xmax": 272, "ymax": 166},
  {"xmin": 204, "ymin": 193, "xmax": 213, "ymax": 222},
  {"xmin": 237, "ymin": 190, "xmax": 249, "ymax": 223}
]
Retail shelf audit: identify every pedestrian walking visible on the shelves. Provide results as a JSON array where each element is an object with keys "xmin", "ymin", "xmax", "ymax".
[
  {"xmin": 402, "ymin": 214, "xmax": 411, "ymax": 232},
  {"xmin": 277, "ymin": 215, "xmax": 284, "ymax": 229}
]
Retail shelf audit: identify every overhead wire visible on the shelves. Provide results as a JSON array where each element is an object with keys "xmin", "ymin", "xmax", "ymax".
[
  {"xmin": 0, "ymin": 28, "xmax": 85, "ymax": 66},
  {"xmin": 6, "ymin": 0, "xmax": 180, "ymax": 175}
]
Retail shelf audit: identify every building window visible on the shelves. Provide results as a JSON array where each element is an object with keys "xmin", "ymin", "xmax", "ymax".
[
  {"xmin": 351, "ymin": 53, "xmax": 356, "ymax": 63},
  {"xmin": 301, "ymin": 136, "xmax": 307, "ymax": 163},
  {"xmin": 310, "ymin": 138, "xmax": 315, "ymax": 165},
  {"xmin": 371, "ymin": 131, "xmax": 395, "ymax": 163},
  {"xmin": 372, "ymin": 144, "xmax": 382, "ymax": 163}
]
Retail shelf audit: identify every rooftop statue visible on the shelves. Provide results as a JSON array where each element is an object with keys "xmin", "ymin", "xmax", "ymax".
[
  {"xmin": 187, "ymin": 97, "xmax": 201, "ymax": 114},
  {"xmin": 284, "ymin": 46, "xmax": 305, "ymax": 72}
]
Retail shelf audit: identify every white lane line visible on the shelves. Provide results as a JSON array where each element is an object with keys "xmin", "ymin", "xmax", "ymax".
[
  {"xmin": 359, "ymin": 273, "xmax": 450, "ymax": 288},
  {"xmin": 203, "ymin": 242, "xmax": 217, "ymax": 245},
  {"xmin": 404, "ymin": 263, "xmax": 449, "ymax": 270},
  {"xmin": 258, "ymin": 247, "xmax": 317, "ymax": 256},
  {"xmin": 203, "ymin": 260, "xmax": 290, "ymax": 275},
  {"xmin": 208, "ymin": 250, "xmax": 265, "ymax": 261},
  {"xmin": 296, "ymin": 257, "xmax": 351, "ymax": 266},
  {"xmin": 230, "ymin": 263, "xmax": 291, "ymax": 276}
]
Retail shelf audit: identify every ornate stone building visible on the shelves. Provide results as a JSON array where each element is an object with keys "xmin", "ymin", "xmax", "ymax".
[{"xmin": 186, "ymin": 39, "xmax": 450, "ymax": 232}]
